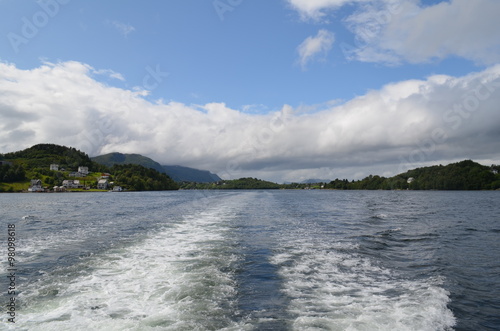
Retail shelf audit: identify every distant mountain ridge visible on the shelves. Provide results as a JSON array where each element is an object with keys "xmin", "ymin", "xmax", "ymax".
[
  {"xmin": 91, "ymin": 152, "xmax": 221, "ymax": 183},
  {"xmin": 162, "ymin": 165, "xmax": 221, "ymax": 183}
]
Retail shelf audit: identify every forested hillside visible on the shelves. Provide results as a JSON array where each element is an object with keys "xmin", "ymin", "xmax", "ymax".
[
  {"xmin": 0, "ymin": 144, "xmax": 178, "ymax": 192},
  {"xmin": 325, "ymin": 160, "xmax": 500, "ymax": 190},
  {"xmin": 111, "ymin": 164, "xmax": 178, "ymax": 191}
]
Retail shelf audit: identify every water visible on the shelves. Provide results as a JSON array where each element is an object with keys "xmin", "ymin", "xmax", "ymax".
[{"xmin": 0, "ymin": 190, "xmax": 499, "ymax": 330}]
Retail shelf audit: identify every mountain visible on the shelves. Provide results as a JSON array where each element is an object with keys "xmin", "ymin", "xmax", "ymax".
[
  {"xmin": 92, "ymin": 152, "xmax": 221, "ymax": 183},
  {"xmin": 91, "ymin": 153, "xmax": 165, "ymax": 173},
  {"xmin": 162, "ymin": 165, "xmax": 221, "ymax": 183}
]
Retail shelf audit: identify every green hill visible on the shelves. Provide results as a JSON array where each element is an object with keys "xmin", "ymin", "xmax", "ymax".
[
  {"xmin": 4, "ymin": 143, "xmax": 95, "ymax": 170},
  {"xmin": 91, "ymin": 152, "xmax": 165, "ymax": 173},
  {"xmin": 325, "ymin": 160, "xmax": 500, "ymax": 190},
  {"xmin": 162, "ymin": 165, "xmax": 221, "ymax": 183},
  {"xmin": 0, "ymin": 144, "xmax": 178, "ymax": 192}
]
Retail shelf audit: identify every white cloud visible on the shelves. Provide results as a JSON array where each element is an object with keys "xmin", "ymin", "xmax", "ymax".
[
  {"xmin": 346, "ymin": 0, "xmax": 500, "ymax": 65},
  {"xmin": 287, "ymin": 0, "xmax": 368, "ymax": 20},
  {"xmin": 110, "ymin": 20, "xmax": 135, "ymax": 37},
  {"xmin": 1, "ymin": 61, "xmax": 500, "ymax": 182},
  {"xmin": 93, "ymin": 69, "xmax": 125, "ymax": 81},
  {"xmin": 289, "ymin": 0, "xmax": 500, "ymax": 65},
  {"xmin": 297, "ymin": 29, "xmax": 335, "ymax": 69}
]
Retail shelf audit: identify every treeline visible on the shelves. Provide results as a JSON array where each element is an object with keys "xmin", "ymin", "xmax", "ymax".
[
  {"xmin": 325, "ymin": 160, "xmax": 500, "ymax": 190},
  {"xmin": 4, "ymin": 143, "xmax": 95, "ymax": 170},
  {"xmin": 111, "ymin": 164, "xmax": 179, "ymax": 191},
  {"xmin": 181, "ymin": 177, "xmax": 280, "ymax": 190},
  {"xmin": 0, "ymin": 164, "xmax": 26, "ymax": 183}
]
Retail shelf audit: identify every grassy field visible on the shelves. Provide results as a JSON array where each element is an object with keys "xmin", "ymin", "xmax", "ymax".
[{"xmin": 0, "ymin": 181, "xmax": 30, "ymax": 192}]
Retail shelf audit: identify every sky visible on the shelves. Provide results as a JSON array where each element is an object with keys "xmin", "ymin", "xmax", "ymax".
[{"xmin": 0, "ymin": 0, "xmax": 499, "ymax": 183}]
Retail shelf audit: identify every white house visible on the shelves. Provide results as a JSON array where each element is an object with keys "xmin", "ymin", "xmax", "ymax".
[
  {"xmin": 28, "ymin": 179, "xmax": 44, "ymax": 192},
  {"xmin": 407, "ymin": 177, "xmax": 415, "ymax": 184},
  {"xmin": 62, "ymin": 180, "xmax": 83, "ymax": 189},
  {"xmin": 97, "ymin": 179, "xmax": 109, "ymax": 190},
  {"xmin": 78, "ymin": 166, "xmax": 89, "ymax": 176},
  {"xmin": 53, "ymin": 186, "xmax": 66, "ymax": 192},
  {"xmin": 50, "ymin": 164, "xmax": 59, "ymax": 171}
]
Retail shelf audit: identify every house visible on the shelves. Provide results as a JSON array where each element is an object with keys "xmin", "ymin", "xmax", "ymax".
[
  {"xmin": 0, "ymin": 161, "xmax": 13, "ymax": 166},
  {"xmin": 53, "ymin": 186, "xmax": 66, "ymax": 192},
  {"xmin": 97, "ymin": 179, "xmax": 109, "ymax": 190},
  {"xmin": 28, "ymin": 179, "xmax": 44, "ymax": 192},
  {"xmin": 62, "ymin": 180, "xmax": 73, "ymax": 188},
  {"xmin": 101, "ymin": 173, "xmax": 111, "ymax": 179},
  {"xmin": 112, "ymin": 186, "xmax": 123, "ymax": 192},
  {"xmin": 78, "ymin": 166, "xmax": 89, "ymax": 176},
  {"xmin": 62, "ymin": 180, "xmax": 83, "ymax": 189},
  {"xmin": 407, "ymin": 177, "xmax": 415, "ymax": 184},
  {"xmin": 50, "ymin": 164, "xmax": 59, "ymax": 171}
]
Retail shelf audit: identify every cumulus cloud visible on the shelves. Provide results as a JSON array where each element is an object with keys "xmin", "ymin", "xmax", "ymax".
[
  {"xmin": 1, "ymin": 61, "xmax": 500, "ymax": 182},
  {"xmin": 297, "ymin": 29, "xmax": 335, "ymax": 69},
  {"xmin": 289, "ymin": 0, "xmax": 500, "ymax": 65}
]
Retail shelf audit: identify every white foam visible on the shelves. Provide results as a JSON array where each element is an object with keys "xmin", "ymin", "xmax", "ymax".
[
  {"xmin": 271, "ymin": 241, "xmax": 456, "ymax": 331},
  {"xmin": 11, "ymin": 205, "xmax": 251, "ymax": 330}
]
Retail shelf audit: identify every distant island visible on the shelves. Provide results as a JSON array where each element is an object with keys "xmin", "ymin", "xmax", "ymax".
[{"xmin": 0, "ymin": 144, "xmax": 499, "ymax": 192}]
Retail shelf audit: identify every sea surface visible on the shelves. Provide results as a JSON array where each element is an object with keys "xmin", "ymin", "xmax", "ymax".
[{"xmin": 1, "ymin": 190, "xmax": 499, "ymax": 330}]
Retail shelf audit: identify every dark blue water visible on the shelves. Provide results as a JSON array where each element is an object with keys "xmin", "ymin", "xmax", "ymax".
[{"xmin": 1, "ymin": 190, "xmax": 499, "ymax": 330}]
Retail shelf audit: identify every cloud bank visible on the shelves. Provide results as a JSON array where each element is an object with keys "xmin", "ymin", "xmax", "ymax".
[{"xmin": 1, "ymin": 61, "xmax": 500, "ymax": 182}]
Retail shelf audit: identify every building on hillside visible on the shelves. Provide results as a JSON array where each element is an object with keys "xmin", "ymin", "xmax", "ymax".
[
  {"xmin": 78, "ymin": 166, "xmax": 89, "ymax": 176},
  {"xmin": 28, "ymin": 179, "xmax": 44, "ymax": 192},
  {"xmin": 97, "ymin": 179, "xmax": 109, "ymax": 190},
  {"xmin": 50, "ymin": 164, "xmax": 59, "ymax": 171},
  {"xmin": 407, "ymin": 177, "xmax": 415, "ymax": 184}
]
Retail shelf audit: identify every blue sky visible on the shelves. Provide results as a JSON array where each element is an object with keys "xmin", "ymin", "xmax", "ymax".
[{"xmin": 1, "ymin": 0, "xmax": 500, "ymax": 182}]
